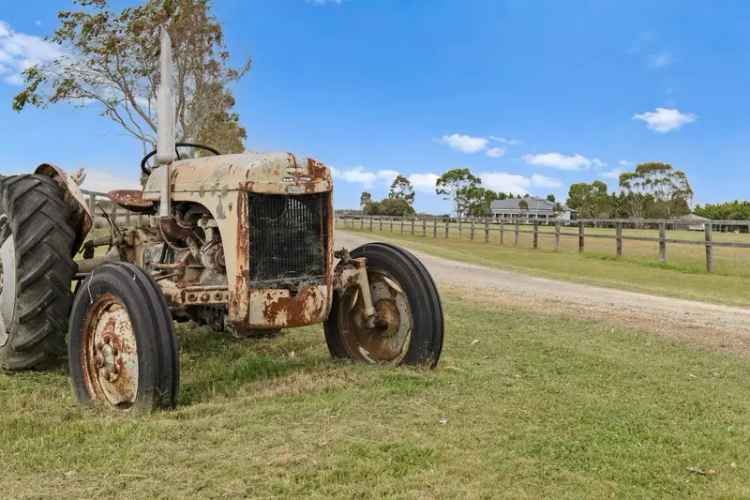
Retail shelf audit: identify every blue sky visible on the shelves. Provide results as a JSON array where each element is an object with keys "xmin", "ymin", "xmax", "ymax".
[{"xmin": 1, "ymin": 1, "xmax": 749, "ymax": 213}]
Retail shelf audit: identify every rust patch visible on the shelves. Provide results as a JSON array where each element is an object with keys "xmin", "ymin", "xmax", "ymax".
[
  {"xmin": 230, "ymin": 192, "xmax": 250, "ymax": 325},
  {"xmin": 108, "ymin": 189, "xmax": 156, "ymax": 213},
  {"xmin": 247, "ymin": 286, "xmax": 328, "ymax": 328}
]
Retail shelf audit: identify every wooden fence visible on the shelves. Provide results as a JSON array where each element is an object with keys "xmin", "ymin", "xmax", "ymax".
[
  {"xmin": 336, "ymin": 215, "xmax": 750, "ymax": 273},
  {"xmin": 82, "ymin": 189, "xmax": 145, "ymax": 229}
]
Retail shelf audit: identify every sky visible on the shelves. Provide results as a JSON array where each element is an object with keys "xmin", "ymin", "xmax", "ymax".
[{"xmin": 1, "ymin": 0, "xmax": 749, "ymax": 213}]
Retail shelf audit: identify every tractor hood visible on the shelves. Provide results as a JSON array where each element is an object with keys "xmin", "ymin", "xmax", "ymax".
[{"xmin": 143, "ymin": 151, "xmax": 332, "ymax": 200}]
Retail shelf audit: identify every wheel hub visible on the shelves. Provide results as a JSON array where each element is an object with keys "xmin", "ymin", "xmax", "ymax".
[
  {"xmin": 84, "ymin": 297, "xmax": 139, "ymax": 408},
  {"xmin": 339, "ymin": 270, "xmax": 413, "ymax": 364}
]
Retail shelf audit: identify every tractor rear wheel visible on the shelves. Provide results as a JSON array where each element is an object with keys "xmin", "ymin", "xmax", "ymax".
[
  {"xmin": 324, "ymin": 243, "xmax": 444, "ymax": 367},
  {"xmin": 68, "ymin": 263, "xmax": 179, "ymax": 411},
  {"xmin": 0, "ymin": 174, "xmax": 76, "ymax": 370}
]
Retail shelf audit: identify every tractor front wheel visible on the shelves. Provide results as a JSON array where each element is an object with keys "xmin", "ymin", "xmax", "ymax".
[
  {"xmin": 68, "ymin": 263, "xmax": 179, "ymax": 411},
  {"xmin": 324, "ymin": 243, "xmax": 444, "ymax": 367}
]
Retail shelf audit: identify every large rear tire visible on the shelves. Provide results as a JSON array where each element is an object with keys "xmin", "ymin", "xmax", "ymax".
[
  {"xmin": 324, "ymin": 243, "xmax": 444, "ymax": 368},
  {"xmin": 0, "ymin": 174, "xmax": 76, "ymax": 370},
  {"xmin": 68, "ymin": 263, "xmax": 179, "ymax": 411}
]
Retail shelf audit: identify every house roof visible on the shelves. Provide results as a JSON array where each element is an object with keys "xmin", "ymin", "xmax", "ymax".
[
  {"xmin": 491, "ymin": 197, "xmax": 555, "ymax": 211},
  {"xmin": 681, "ymin": 213, "xmax": 709, "ymax": 222}
]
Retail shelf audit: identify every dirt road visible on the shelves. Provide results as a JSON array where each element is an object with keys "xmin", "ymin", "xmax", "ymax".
[{"xmin": 336, "ymin": 230, "xmax": 750, "ymax": 355}]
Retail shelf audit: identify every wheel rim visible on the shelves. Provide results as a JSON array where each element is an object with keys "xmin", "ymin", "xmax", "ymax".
[
  {"xmin": 81, "ymin": 294, "xmax": 139, "ymax": 409},
  {"xmin": 0, "ymin": 214, "xmax": 15, "ymax": 348},
  {"xmin": 338, "ymin": 269, "xmax": 413, "ymax": 364}
]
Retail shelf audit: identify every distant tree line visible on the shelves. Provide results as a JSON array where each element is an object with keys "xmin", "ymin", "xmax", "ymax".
[
  {"xmin": 361, "ymin": 175, "xmax": 417, "ymax": 216},
  {"xmin": 356, "ymin": 161, "xmax": 741, "ymax": 222},
  {"xmin": 693, "ymin": 201, "xmax": 750, "ymax": 220},
  {"xmin": 359, "ymin": 167, "xmax": 553, "ymax": 218},
  {"xmin": 567, "ymin": 162, "xmax": 694, "ymax": 219}
]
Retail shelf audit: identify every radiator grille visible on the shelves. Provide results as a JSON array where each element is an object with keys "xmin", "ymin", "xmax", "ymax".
[{"xmin": 248, "ymin": 193, "xmax": 328, "ymax": 288}]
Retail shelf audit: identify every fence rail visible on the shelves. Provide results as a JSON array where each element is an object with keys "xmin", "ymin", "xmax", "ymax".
[
  {"xmin": 336, "ymin": 215, "xmax": 750, "ymax": 273},
  {"xmin": 81, "ymin": 188, "xmax": 145, "ymax": 229}
]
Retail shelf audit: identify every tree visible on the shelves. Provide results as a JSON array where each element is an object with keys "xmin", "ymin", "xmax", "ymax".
[
  {"xmin": 567, "ymin": 181, "xmax": 610, "ymax": 218},
  {"xmin": 464, "ymin": 187, "xmax": 499, "ymax": 217},
  {"xmin": 518, "ymin": 199, "xmax": 529, "ymax": 210},
  {"xmin": 388, "ymin": 175, "xmax": 415, "ymax": 204},
  {"xmin": 360, "ymin": 191, "xmax": 372, "ymax": 209},
  {"xmin": 377, "ymin": 198, "xmax": 416, "ymax": 217},
  {"xmin": 694, "ymin": 200, "xmax": 750, "ymax": 220},
  {"xmin": 12, "ymin": 0, "xmax": 251, "ymax": 153},
  {"xmin": 435, "ymin": 168, "xmax": 482, "ymax": 218},
  {"xmin": 546, "ymin": 194, "xmax": 556, "ymax": 203},
  {"xmin": 619, "ymin": 162, "xmax": 693, "ymax": 218}
]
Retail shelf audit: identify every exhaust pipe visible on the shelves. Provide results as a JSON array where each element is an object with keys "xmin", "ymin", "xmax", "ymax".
[{"xmin": 156, "ymin": 27, "xmax": 176, "ymax": 218}]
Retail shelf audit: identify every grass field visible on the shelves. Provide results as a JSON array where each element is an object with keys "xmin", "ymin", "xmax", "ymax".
[
  {"xmin": 2, "ymin": 292, "xmax": 749, "ymax": 498},
  {"xmin": 338, "ymin": 222, "xmax": 750, "ymax": 307}
]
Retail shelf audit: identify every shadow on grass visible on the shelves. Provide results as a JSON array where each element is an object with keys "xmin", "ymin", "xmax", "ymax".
[{"xmin": 175, "ymin": 322, "xmax": 333, "ymax": 406}]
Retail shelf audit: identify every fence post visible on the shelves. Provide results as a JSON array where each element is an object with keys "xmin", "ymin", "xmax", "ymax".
[
  {"xmin": 484, "ymin": 219, "xmax": 490, "ymax": 243},
  {"xmin": 379, "ymin": 218, "xmax": 383, "ymax": 231},
  {"xmin": 458, "ymin": 219, "xmax": 463, "ymax": 239},
  {"xmin": 578, "ymin": 221, "xmax": 585, "ymax": 253},
  {"xmin": 500, "ymin": 221, "xmax": 504, "ymax": 246},
  {"xmin": 533, "ymin": 220, "xmax": 539, "ymax": 249},
  {"xmin": 554, "ymin": 221, "xmax": 561, "ymax": 251},
  {"xmin": 705, "ymin": 222, "xmax": 714, "ymax": 273},
  {"xmin": 411, "ymin": 218, "xmax": 415, "ymax": 235},
  {"xmin": 658, "ymin": 222, "xmax": 667, "ymax": 263},
  {"xmin": 88, "ymin": 192, "xmax": 97, "ymax": 213},
  {"xmin": 422, "ymin": 218, "xmax": 427, "ymax": 237},
  {"xmin": 360, "ymin": 217, "xmax": 364, "ymax": 230},
  {"xmin": 514, "ymin": 219, "xmax": 520, "ymax": 246},
  {"xmin": 444, "ymin": 219, "xmax": 449, "ymax": 239},
  {"xmin": 433, "ymin": 219, "xmax": 437, "ymax": 238},
  {"xmin": 616, "ymin": 222, "xmax": 623, "ymax": 257},
  {"xmin": 470, "ymin": 220, "xmax": 475, "ymax": 241}
]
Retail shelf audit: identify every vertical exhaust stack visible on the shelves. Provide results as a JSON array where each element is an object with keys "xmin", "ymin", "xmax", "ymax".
[{"xmin": 156, "ymin": 28, "xmax": 176, "ymax": 218}]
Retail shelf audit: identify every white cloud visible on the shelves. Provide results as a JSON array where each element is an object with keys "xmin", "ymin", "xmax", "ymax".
[
  {"xmin": 618, "ymin": 160, "xmax": 632, "ymax": 167},
  {"xmin": 602, "ymin": 169, "xmax": 624, "ymax": 180},
  {"xmin": 438, "ymin": 133, "xmax": 489, "ymax": 154},
  {"xmin": 633, "ymin": 107, "xmax": 696, "ymax": 133},
  {"xmin": 591, "ymin": 158, "xmax": 606, "ymax": 168},
  {"xmin": 331, "ymin": 166, "xmax": 399, "ymax": 188},
  {"xmin": 0, "ymin": 20, "xmax": 64, "ymax": 86},
  {"xmin": 479, "ymin": 172, "xmax": 531, "ymax": 194},
  {"xmin": 485, "ymin": 147, "xmax": 505, "ymax": 158},
  {"xmin": 522, "ymin": 152, "xmax": 594, "ymax": 171},
  {"xmin": 530, "ymin": 174, "xmax": 562, "ymax": 189},
  {"xmin": 649, "ymin": 51, "xmax": 672, "ymax": 68},
  {"xmin": 408, "ymin": 173, "xmax": 439, "ymax": 193},
  {"xmin": 489, "ymin": 136, "xmax": 520, "ymax": 145}
]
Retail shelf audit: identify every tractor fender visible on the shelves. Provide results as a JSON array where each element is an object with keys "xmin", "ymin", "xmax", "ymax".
[{"xmin": 34, "ymin": 163, "xmax": 93, "ymax": 254}]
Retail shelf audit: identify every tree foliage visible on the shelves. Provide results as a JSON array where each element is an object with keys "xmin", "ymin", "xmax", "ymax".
[
  {"xmin": 567, "ymin": 181, "xmax": 610, "ymax": 218},
  {"xmin": 361, "ymin": 196, "xmax": 415, "ymax": 217},
  {"xmin": 435, "ymin": 168, "xmax": 482, "ymax": 218},
  {"xmin": 619, "ymin": 162, "xmax": 693, "ymax": 218},
  {"xmin": 694, "ymin": 201, "xmax": 750, "ymax": 220},
  {"xmin": 388, "ymin": 175, "xmax": 415, "ymax": 204},
  {"xmin": 12, "ymin": 0, "xmax": 250, "ymax": 153},
  {"xmin": 360, "ymin": 191, "xmax": 372, "ymax": 208}
]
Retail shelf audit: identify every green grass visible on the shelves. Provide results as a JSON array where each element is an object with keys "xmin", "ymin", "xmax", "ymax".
[
  {"xmin": 1, "ymin": 294, "xmax": 749, "ymax": 498},
  {"xmin": 339, "ymin": 223, "xmax": 750, "ymax": 307}
]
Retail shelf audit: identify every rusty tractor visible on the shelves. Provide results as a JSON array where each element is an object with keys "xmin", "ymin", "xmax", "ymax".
[{"xmin": 0, "ymin": 30, "xmax": 443, "ymax": 411}]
